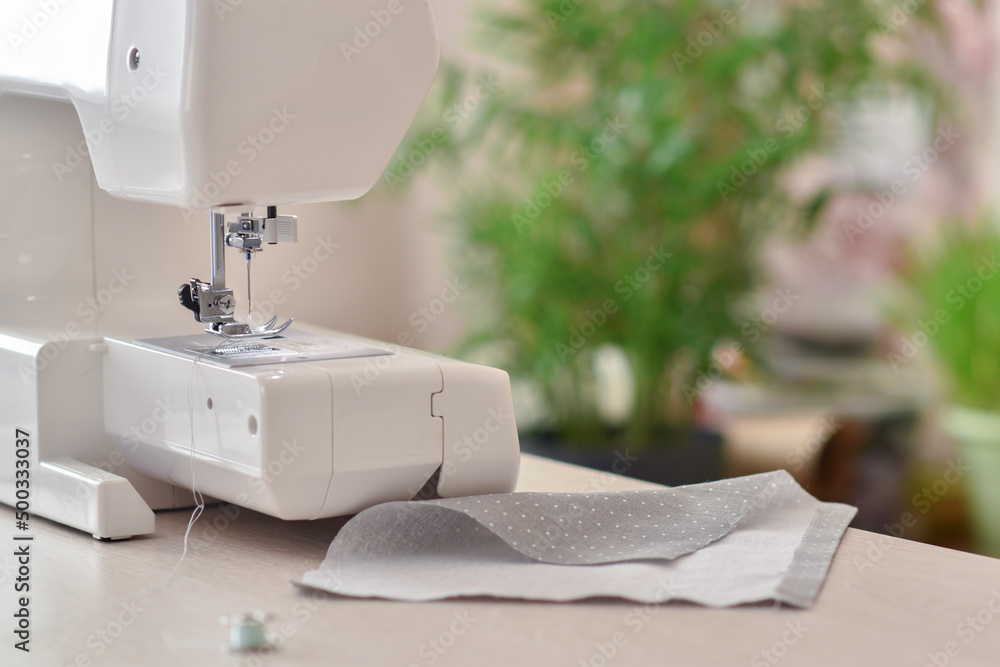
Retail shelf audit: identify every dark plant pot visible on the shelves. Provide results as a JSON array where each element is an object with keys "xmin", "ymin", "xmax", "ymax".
[{"xmin": 520, "ymin": 428, "xmax": 725, "ymax": 487}]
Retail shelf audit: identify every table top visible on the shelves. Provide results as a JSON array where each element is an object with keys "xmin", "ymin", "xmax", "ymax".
[{"xmin": 3, "ymin": 454, "xmax": 1000, "ymax": 666}]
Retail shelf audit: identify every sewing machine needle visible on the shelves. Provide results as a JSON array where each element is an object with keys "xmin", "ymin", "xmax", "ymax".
[{"xmin": 246, "ymin": 252, "xmax": 253, "ymax": 323}]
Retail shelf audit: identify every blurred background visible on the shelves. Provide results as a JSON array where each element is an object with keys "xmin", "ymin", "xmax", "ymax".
[{"xmin": 268, "ymin": 0, "xmax": 1000, "ymax": 557}]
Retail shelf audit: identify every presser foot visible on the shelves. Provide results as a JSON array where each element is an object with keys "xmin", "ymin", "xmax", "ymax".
[
  {"xmin": 179, "ymin": 209, "xmax": 301, "ymax": 342},
  {"xmin": 206, "ymin": 316, "xmax": 294, "ymax": 341}
]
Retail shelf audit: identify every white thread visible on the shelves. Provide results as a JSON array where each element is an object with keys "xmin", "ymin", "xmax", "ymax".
[
  {"xmin": 86, "ymin": 342, "xmax": 229, "ymax": 618},
  {"xmin": 162, "ymin": 347, "xmax": 212, "ymax": 583},
  {"xmin": 167, "ymin": 338, "xmax": 237, "ymax": 579},
  {"xmin": 137, "ymin": 342, "xmax": 228, "ymax": 589}
]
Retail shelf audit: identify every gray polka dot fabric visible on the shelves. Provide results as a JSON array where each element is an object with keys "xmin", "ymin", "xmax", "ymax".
[{"xmin": 297, "ymin": 470, "xmax": 856, "ymax": 608}]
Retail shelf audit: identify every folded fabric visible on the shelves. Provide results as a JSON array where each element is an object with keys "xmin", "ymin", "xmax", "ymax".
[{"xmin": 296, "ymin": 470, "xmax": 856, "ymax": 608}]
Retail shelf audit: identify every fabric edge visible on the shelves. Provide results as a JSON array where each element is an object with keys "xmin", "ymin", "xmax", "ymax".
[{"xmin": 774, "ymin": 503, "xmax": 857, "ymax": 608}]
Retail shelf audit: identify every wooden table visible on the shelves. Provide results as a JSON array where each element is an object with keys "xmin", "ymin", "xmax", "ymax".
[{"xmin": 3, "ymin": 454, "xmax": 1000, "ymax": 666}]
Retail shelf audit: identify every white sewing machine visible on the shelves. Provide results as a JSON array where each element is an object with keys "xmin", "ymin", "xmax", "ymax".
[{"xmin": 0, "ymin": 0, "xmax": 519, "ymax": 539}]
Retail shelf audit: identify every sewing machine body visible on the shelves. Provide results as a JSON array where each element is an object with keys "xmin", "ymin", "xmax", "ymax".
[{"xmin": 0, "ymin": 0, "xmax": 519, "ymax": 539}]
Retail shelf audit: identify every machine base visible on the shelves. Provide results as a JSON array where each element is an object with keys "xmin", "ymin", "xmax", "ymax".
[{"xmin": 0, "ymin": 328, "xmax": 520, "ymax": 539}]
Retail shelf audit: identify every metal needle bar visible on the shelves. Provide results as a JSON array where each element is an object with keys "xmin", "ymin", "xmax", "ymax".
[{"xmin": 210, "ymin": 209, "xmax": 227, "ymax": 291}]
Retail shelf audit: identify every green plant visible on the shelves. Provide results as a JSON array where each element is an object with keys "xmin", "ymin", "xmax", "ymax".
[
  {"xmin": 896, "ymin": 224, "xmax": 1000, "ymax": 411},
  {"xmin": 396, "ymin": 0, "xmax": 934, "ymax": 447}
]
